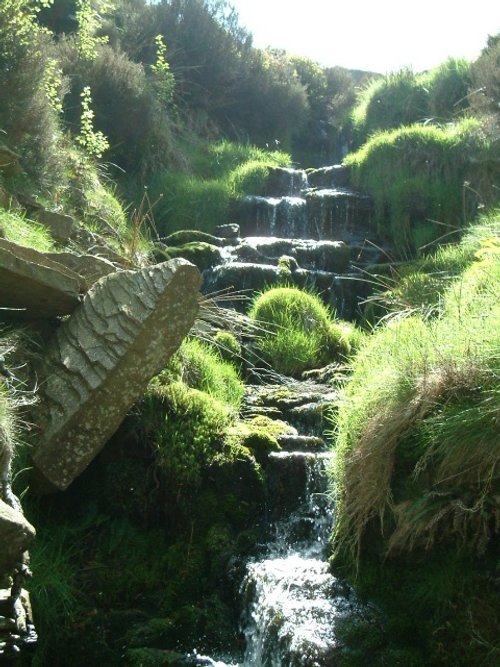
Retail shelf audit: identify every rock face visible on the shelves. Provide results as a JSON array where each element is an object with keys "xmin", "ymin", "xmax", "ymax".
[
  {"xmin": 32, "ymin": 210, "xmax": 76, "ymax": 243},
  {"xmin": 0, "ymin": 500, "xmax": 35, "ymax": 573},
  {"xmin": 0, "ymin": 239, "xmax": 83, "ymax": 317},
  {"xmin": 32, "ymin": 258, "xmax": 201, "ymax": 491}
]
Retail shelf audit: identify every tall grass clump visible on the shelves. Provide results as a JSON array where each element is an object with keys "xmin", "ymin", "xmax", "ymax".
[
  {"xmin": 421, "ymin": 58, "xmax": 471, "ymax": 120},
  {"xmin": 145, "ymin": 140, "xmax": 290, "ymax": 236},
  {"xmin": 174, "ymin": 338, "xmax": 245, "ymax": 411},
  {"xmin": 351, "ymin": 69, "xmax": 429, "ymax": 142},
  {"xmin": 248, "ymin": 286, "xmax": 362, "ymax": 377},
  {"xmin": 331, "ymin": 214, "xmax": 500, "ymax": 664},
  {"xmin": 345, "ymin": 119, "xmax": 492, "ymax": 253},
  {"xmin": 368, "ymin": 210, "xmax": 500, "ymax": 315}
]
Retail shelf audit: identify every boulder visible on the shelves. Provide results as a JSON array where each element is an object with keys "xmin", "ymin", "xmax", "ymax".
[
  {"xmin": 264, "ymin": 167, "xmax": 308, "ymax": 197},
  {"xmin": 32, "ymin": 258, "xmax": 201, "ymax": 491},
  {"xmin": 0, "ymin": 238, "xmax": 83, "ymax": 317},
  {"xmin": 0, "ymin": 500, "xmax": 35, "ymax": 573},
  {"xmin": 44, "ymin": 252, "xmax": 117, "ymax": 289},
  {"xmin": 32, "ymin": 210, "xmax": 76, "ymax": 243},
  {"xmin": 213, "ymin": 223, "xmax": 240, "ymax": 239},
  {"xmin": 162, "ymin": 229, "xmax": 223, "ymax": 247},
  {"xmin": 307, "ymin": 165, "xmax": 350, "ymax": 189}
]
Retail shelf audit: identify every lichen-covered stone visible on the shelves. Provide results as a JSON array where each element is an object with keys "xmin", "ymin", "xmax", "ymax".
[
  {"xmin": 32, "ymin": 259, "xmax": 201, "ymax": 491},
  {"xmin": 0, "ymin": 500, "xmax": 35, "ymax": 573}
]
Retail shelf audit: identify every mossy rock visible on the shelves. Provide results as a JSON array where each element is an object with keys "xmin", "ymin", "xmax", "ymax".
[
  {"xmin": 127, "ymin": 647, "xmax": 191, "ymax": 666},
  {"xmin": 225, "ymin": 416, "xmax": 296, "ymax": 465},
  {"xmin": 165, "ymin": 242, "xmax": 222, "ymax": 271},
  {"xmin": 163, "ymin": 229, "xmax": 223, "ymax": 247}
]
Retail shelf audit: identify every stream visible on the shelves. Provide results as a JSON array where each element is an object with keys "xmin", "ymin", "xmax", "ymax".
[
  {"xmin": 189, "ymin": 166, "xmax": 374, "ymax": 666},
  {"xmin": 189, "ymin": 450, "xmax": 358, "ymax": 667}
]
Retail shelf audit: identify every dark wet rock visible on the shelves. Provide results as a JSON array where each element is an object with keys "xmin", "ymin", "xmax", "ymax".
[
  {"xmin": 31, "ymin": 258, "xmax": 201, "ymax": 491},
  {"xmin": 163, "ymin": 229, "xmax": 224, "ymax": 247},
  {"xmin": 204, "ymin": 262, "xmax": 280, "ymax": 295},
  {"xmin": 32, "ymin": 210, "xmax": 76, "ymax": 243},
  {"xmin": 264, "ymin": 167, "xmax": 308, "ymax": 197},
  {"xmin": 165, "ymin": 242, "xmax": 223, "ymax": 272},
  {"xmin": 233, "ymin": 237, "xmax": 350, "ymax": 272},
  {"xmin": 0, "ymin": 501, "xmax": 35, "ymax": 573},
  {"xmin": 0, "ymin": 238, "xmax": 83, "ymax": 318},
  {"xmin": 307, "ymin": 165, "xmax": 350, "ymax": 189},
  {"xmin": 305, "ymin": 188, "xmax": 374, "ymax": 241},
  {"xmin": 203, "ymin": 261, "xmax": 359, "ymax": 317},
  {"xmin": 213, "ymin": 223, "xmax": 240, "ymax": 239},
  {"xmin": 0, "ymin": 587, "xmax": 37, "ymax": 661},
  {"xmin": 244, "ymin": 380, "xmax": 338, "ymax": 436},
  {"xmin": 276, "ymin": 434, "xmax": 326, "ymax": 451}
]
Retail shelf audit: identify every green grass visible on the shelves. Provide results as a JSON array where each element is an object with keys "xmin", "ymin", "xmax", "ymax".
[
  {"xmin": 140, "ymin": 139, "xmax": 290, "ymax": 236},
  {"xmin": 344, "ymin": 119, "xmax": 492, "ymax": 254},
  {"xmin": 331, "ymin": 214, "xmax": 500, "ymax": 665},
  {"xmin": 248, "ymin": 286, "xmax": 362, "ymax": 377},
  {"xmin": 174, "ymin": 337, "xmax": 245, "ymax": 410},
  {"xmin": 351, "ymin": 68, "xmax": 429, "ymax": 141},
  {"xmin": 0, "ymin": 208, "xmax": 56, "ymax": 251},
  {"xmin": 351, "ymin": 61, "xmax": 471, "ymax": 143},
  {"xmin": 367, "ymin": 210, "xmax": 500, "ymax": 315}
]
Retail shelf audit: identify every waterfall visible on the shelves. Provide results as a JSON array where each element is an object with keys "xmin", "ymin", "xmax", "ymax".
[{"xmin": 191, "ymin": 452, "xmax": 358, "ymax": 667}]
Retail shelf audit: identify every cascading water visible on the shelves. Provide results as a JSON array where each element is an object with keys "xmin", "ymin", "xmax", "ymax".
[{"xmin": 191, "ymin": 452, "xmax": 357, "ymax": 667}]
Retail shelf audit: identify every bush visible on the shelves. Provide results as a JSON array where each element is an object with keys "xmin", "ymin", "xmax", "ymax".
[
  {"xmin": 248, "ymin": 286, "xmax": 360, "ymax": 377},
  {"xmin": 351, "ymin": 69, "xmax": 429, "ymax": 143},
  {"xmin": 57, "ymin": 40, "xmax": 175, "ymax": 176},
  {"xmin": 421, "ymin": 58, "xmax": 471, "ymax": 120},
  {"xmin": 0, "ymin": 2, "xmax": 66, "ymax": 193},
  {"xmin": 469, "ymin": 33, "xmax": 500, "ymax": 117},
  {"xmin": 344, "ymin": 119, "xmax": 492, "ymax": 253}
]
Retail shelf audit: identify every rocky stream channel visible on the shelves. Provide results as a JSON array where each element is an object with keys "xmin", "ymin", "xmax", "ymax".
[
  {"xmin": 0, "ymin": 164, "xmax": 382, "ymax": 665},
  {"xmin": 172, "ymin": 166, "xmax": 381, "ymax": 666}
]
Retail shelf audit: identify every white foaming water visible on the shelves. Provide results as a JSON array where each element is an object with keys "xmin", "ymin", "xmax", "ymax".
[{"xmin": 198, "ymin": 452, "xmax": 353, "ymax": 667}]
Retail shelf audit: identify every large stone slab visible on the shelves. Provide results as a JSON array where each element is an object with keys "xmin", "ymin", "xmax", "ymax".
[
  {"xmin": 0, "ymin": 239, "xmax": 83, "ymax": 317},
  {"xmin": 32, "ymin": 258, "xmax": 201, "ymax": 491},
  {"xmin": 0, "ymin": 500, "xmax": 35, "ymax": 573},
  {"xmin": 44, "ymin": 252, "xmax": 117, "ymax": 290}
]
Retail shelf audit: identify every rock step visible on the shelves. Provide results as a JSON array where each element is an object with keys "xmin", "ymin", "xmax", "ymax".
[
  {"xmin": 244, "ymin": 380, "xmax": 338, "ymax": 437},
  {"xmin": 276, "ymin": 434, "xmax": 326, "ymax": 452}
]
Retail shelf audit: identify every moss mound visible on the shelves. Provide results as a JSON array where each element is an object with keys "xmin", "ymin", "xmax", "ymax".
[{"xmin": 248, "ymin": 286, "xmax": 361, "ymax": 377}]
